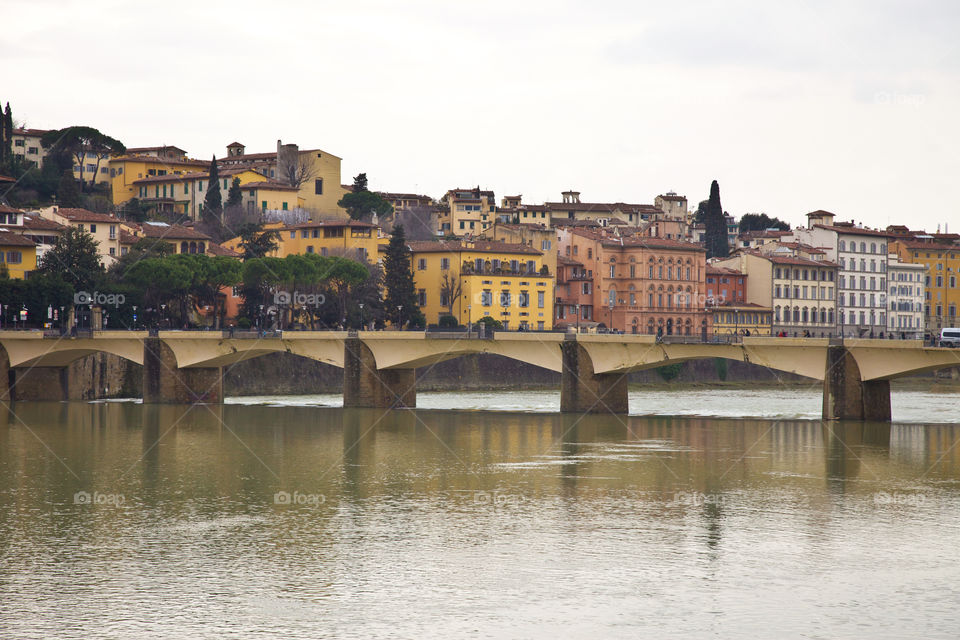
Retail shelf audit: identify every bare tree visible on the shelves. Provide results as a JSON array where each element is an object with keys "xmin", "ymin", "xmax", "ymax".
[
  {"xmin": 281, "ymin": 154, "xmax": 319, "ymax": 189},
  {"xmin": 440, "ymin": 273, "xmax": 462, "ymax": 315}
]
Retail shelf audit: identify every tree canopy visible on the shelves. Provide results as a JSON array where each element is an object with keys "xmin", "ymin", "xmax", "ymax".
[
  {"xmin": 38, "ymin": 226, "xmax": 104, "ymax": 291},
  {"xmin": 337, "ymin": 172, "xmax": 393, "ymax": 221},
  {"xmin": 39, "ymin": 126, "xmax": 125, "ymax": 191},
  {"xmin": 738, "ymin": 213, "xmax": 790, "ymax": 233},
  {"xmin": 202, "ymin": 155, "xmax": 222, "ymax": 224}
]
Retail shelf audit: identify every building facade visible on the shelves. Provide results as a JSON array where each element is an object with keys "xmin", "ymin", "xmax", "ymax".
[
  {"xmin": 886, "ymin": 254, "xmax": 926, "ymax": 339},
  {"xmin": 407, "ymin": 240, "xmax": 553, "ymax": 330},
  {"xmin": 791, "ymin": 210, "xmax": 891, "ymax": 337}
]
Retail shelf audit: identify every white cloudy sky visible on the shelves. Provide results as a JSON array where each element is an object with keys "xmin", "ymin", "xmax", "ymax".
[{"xmin": 6, "ymin": 0, "xmax": 959, "ymax": 230}]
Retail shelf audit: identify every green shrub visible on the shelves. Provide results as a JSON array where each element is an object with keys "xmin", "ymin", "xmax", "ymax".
[{"xmin": 438, "ymin": 314, "xmax": 459, "ymax": 328}]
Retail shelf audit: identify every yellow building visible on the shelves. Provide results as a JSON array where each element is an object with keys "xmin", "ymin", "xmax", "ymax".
[
  {"xmin": 892, "ymin": 239, "xmax": 960, "ymax": 332},
  {"xmin": 438, "ymin": 187, "xmax": 497, "ymax": 235},
  {"xmin": 711, "ymin": 302, "xmax": 772, "ymax": 337},
  {"xmin": 241, "ymin": 181, "xmax": 304, "ymax": 216},
  {"xmin": 132, "ymin": 168, "xmax": 270, "ymax": 219},
  {"xmin": 0, "ymin": 228, "xmax": 38, "ymax": 279},
  {"xmin": 109, "ymin": 152, "xmax": 210, "ymax": 206},
  {"xmin": 216, "ymin": 141, "xmax": 347, "ymax": 219},
  {"xmin": 481, "ymin": 221, "xmax": 558, "ymax": 275},
  {"xmin": 223, "ymin": 220, "xmax": 381, "ymax": 263},
  {"xmin": 408, "ymin": 239, "xmax": 554, "ymax": 330}
]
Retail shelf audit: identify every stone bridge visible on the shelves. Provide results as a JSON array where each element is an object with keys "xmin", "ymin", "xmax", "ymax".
[{"xmin": 0, "ymin": 330, "xmax": 958, "ymax": 421}]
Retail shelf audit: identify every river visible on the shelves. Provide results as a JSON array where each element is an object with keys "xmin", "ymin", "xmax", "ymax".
[{"xmin": 1, "ymin": 388, "xmax": 959, "ymax": 638}]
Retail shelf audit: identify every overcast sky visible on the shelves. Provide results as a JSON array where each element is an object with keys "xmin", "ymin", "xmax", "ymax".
[{"xmin": 6, "ymin": 0, "xmax": 959, "ymax": 230}]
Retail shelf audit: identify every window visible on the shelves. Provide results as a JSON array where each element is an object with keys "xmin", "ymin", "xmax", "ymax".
[
  {"xmin": 109, "ymin": 247, "xmax": 116, "ymax": 256},
  {"xmin": 538, "ymin": 291, "xmax": 545, "ymax": 308},
  {"xmin": 500, "ymin": 291, "xmax": 511, "ymax": 306},
  {"xmin": 109, "ymin": 225, "xmax": 116, "ymax": 239},
  {"xmin": 262, "ymin": 201, "xmax": 267, "ymax": 211},
  {"xmin": 90, "ymin": 224, "xmax": 97, "ymax": 233},
  {"xmin": 519, "ymin": 291, "xmax": 530, "ymax": 307},
  {"xmin": 282, "ymin": 202, "xmax": 288, "ymax": 211},
  {"xmin": 315, "ymin": 179, "xmax": 323, "ymax": 195},
  {"xmin": 5, "ymin": 251, "xmax": 22, "ymax": 264},
  {"xmin": 417, "ymin": 258, "xmax": 427, "ymax": 270},
  {"xmin": 481, "ymin": 290, "xmax": 492, "ymax": 306},
  {"xmin": 418, "ymin": 290, "xmax": 427, "ymax": 307},
  {"xmin": 441, "ymin": 258, "xmax": 450, "ymax": 270}
]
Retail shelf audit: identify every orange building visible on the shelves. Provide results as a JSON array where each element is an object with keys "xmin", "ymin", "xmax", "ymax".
[{"xmin": 556, "ymin": 227, "xmax": 710, "ymax": 336}]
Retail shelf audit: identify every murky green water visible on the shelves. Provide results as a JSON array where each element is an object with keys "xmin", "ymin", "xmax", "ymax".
[{"xmin": 1, "ymin": 392, "xmax": 959, "ymax": 638}]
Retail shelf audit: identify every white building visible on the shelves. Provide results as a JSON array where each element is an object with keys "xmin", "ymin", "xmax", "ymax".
[
  {"xmin": 791, "ymin": 210, "xmax": 892, "ymax": 338},
  {"xmin": 886, "ymin": 254, "xmax": 925, "ymax": 339}
]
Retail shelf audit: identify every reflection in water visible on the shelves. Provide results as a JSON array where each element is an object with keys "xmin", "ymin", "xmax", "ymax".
[{"xmin": 0, "ymin": 400, "xmax": 959, "ymax": 639}]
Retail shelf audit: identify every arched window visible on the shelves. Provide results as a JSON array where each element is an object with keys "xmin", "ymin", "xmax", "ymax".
[
  {"xmin": 860, "ymin": 241, "xmax": 867, "ymax": 252},
  {"xmin": 180, "ymin": 241, "xmax": 189, "ymax": 253},
  {"xmin": 839, "ymin": 240, "xmax": 846, "ymax": 251}
]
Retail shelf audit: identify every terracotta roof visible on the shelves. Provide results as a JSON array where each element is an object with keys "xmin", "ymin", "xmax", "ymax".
[
  {"xmin": 207, "ymin": 243, "xmax": 241, "ymax": 258},
  {"xmin": 0, "ymin": 174, "xmax": 16, "ymax": 183},
  {"xmin": 126, "ymin": 145, "xmax": 187, "ymax": 154},
  {"xmin": 407, "ymin": 240, "xmax": 542, "ymax": 255},
  {"xmin": 131, "ymin": 167, "xmax": 266, "ymax": 185},
  {"xmin": 139, "ymin": 222, "xmax": 211, "ymax": 240},
  {"xmin": 378, "ymin": 192, "xmax": 433, "ymax": 201},
  {"xmin": 218, "ymin": 151, "xmax": 278, "ymax": 162},
  {"xmin": 110, "ymin": 155, "xmax": 207, "ymax": 167},
  {"xmin": 657, "ymin": 194, "xmax": 687, "ymax": 201},
  {"xmin": 0, "ymin": 204, "xmax": 21, "ymax": 213},
  {"xmin": 557, "ymin": 255, "xmax": 584, "ymax": 266},
  {"xmin": 0, "ymin": 230, "xmax": 37, "ymax": 247},
  {"xmin": 806, "ymin": 209, "xmax": 836, "ymax": 217},
  {"xmin": 813, "ymin": 224, "xmax": 893, "ymax": 238},
  {"xmin": 119, "ymin": 229, "xmax": 139, "ymax": 244},
  {"xmin": 493, "ymin": 222, "xmax": 551, "ymax": 231},
  {"xmin": 227, "ymin": 142, "xmax": 244, "ymax": 147},
  {"xmin": 745, "ymin": 250, "xmax": 837, "ymax": 268},
  {"xmin": 774, "ymin": 241, "xmax": 826, "ymax": 254},
  {"xmin": 241, "ymin": 180, "xmax": 299, "ymax": 192},
  {"xmin": 545, "ymin": 202, "xmax": 661, "ymax": 215},
  {"xmin": 897, "ymin": 240, "xmax": 960, "ymax": 251},
  {"xmin": 707, "ymin": 264, "xmax": 743, "ymax": 275},
  {"xmin": 55, "ymin": 208, "xmax": 122, "ymax": 223},
  {"xmin": 20, "ymin": 214, "xmax": 66, "ymax": 231},
  {"xmin": 12, "ymin": 128, "xmax": 49, "ymax": 137}
]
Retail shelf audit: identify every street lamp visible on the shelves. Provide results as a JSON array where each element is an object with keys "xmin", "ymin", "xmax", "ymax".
[
  {"xmin": 397, "ymin": 305, "xmax": 403, "ymax": 330},
  {"xmin": 359, "ymin": 303, "xmax": 364, "ymax": 330},
  {"xmin": 576, "ymin": 303, "xmax": 581, "ymax": 334},
  {"xmin": 467, "ymin": 304, "xmax": 472, "ymax": 335},
  {"xmin": 132, "ymin": 305, "xmax": 137, "ymax": 331}
]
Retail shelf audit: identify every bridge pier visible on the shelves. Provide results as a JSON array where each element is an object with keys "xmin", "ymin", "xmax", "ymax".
[
  {"xmin": 343, "ymin": 336, "xmax": 415, "ymax": 409},
  {"xmin": 142, "ymin": 337, "xmax": 223, "ymax": 404},
  {"xmin": 560, "ymin": 337, "xmax": 628, "ymax": 414},
  {"xmin": 822, "ymin": 345, "xmax": 891, "ymax": 421},
  {"xmin": 11, "ymin": 367, "xmax": 69, "ymax": 401}
]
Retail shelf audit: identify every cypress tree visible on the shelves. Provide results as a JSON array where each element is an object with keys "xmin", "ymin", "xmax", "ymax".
[
  {"xmin": 226, "ymin": 177, "xmax": 242, "ymax": 208},
  {"xmin": 203, "ymin": 155, "xmax": 222, "ymax": 223},
  {"xmin": 382, "ymin": 224, "xmax": 419, "ymax": 327},
  {"xmin": 703, "ymin": 180, "xmax": 729, "ymax": 258},
  {"xmin": 2, "ymin": 102, "xmax": 12, "ymax": 166}
]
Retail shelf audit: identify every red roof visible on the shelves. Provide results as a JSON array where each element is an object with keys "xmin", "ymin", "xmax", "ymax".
[
  {"xmin": 20, "ymin": 214, "xmax": 66, "ymax": 231},
  {"xmin": 241, "ymin": 181, "xmax": 299, "ymax": 192},
  {"xmin": 0, "ymin": 230, "xmax": 37, "ymax": 247},
  {"xmin": 55, "ymin": 208, "xmax": 122, "ymax": 223},
  {"xmin": 139, "ymin": 222, "xmax": 211, "ymax": 240},
  {"xmin": 813, "ymin": 224, "xmax": 892, "ymax": 238}
]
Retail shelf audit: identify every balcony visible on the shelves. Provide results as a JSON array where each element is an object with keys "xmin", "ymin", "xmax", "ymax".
[{"xmin": 462, "ymin": 261, "xmax": 550, "ymax": 277}]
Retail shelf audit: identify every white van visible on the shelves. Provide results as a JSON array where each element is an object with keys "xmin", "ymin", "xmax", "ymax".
[{"xmin": 940, "ymin": 328, "xmax": 960, "ymax": 347}]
